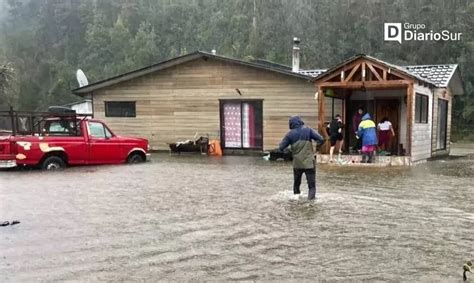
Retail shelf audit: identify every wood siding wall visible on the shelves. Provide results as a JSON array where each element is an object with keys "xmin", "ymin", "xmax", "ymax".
[
  {"xmin": 411, "ymin": 83, "xmax": 433, "ymax": 161},
  {"xmin": 431, "ymin": 88, "xmax": 452, "ymax": 156},
  {"xmin": 90, "ymin": 58, "xmax": 324, "ymax": 151}
]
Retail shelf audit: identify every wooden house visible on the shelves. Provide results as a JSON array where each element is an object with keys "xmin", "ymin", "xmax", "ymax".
[
  {"xmin": 73, "ymin": 49, "xmax": 463, "ymax": 164},
  {"xmin": 310, "ymin": 54, "xmax": 464, "ymax": 164},
  {"xmin": 72, "ymin": 51, "xmax": 319, "ymax": 153}
]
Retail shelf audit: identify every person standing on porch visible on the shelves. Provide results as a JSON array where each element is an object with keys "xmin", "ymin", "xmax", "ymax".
[
  {"xmin": 352, "ymin": 107, "xmax": 364, "ymax": 152},
  {"xmin": 377, "ymin": 117, "xmax": 395, "ymax": 154},
  {"xmin": 327, "ymin": 114, "xmax": 344, "ymax": 162},
  {"xmin": 279, "ymin": 116, "xmax": 324, "ymax": 200},
  {"xmin": 357, "ymin": 113, "xmax": 377, "ymax": 163}
]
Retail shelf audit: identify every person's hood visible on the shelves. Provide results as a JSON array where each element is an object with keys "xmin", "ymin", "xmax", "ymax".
[
  {"xmin": 289, "ymin": 116, "xmax": 304, "ymax": 129},
  {"xmin": 362, "ymin": 113, "xmax": 372, "ymax": 120}
]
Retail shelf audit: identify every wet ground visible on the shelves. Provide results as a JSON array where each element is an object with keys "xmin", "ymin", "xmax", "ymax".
[{"xmin": 1, "ymin": 153, "xmax": 473, "ymax": 281}]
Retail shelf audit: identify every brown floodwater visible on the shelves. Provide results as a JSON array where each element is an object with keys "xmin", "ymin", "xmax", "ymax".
[{"xmin": 1, "ymin": 153, "xmax": 473, "ymax": 281}]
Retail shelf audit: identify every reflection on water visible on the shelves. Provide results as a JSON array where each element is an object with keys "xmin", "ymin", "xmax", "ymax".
[{"xmin": 0, "ymin": 153, "xmax": 473, "ymax": 281}]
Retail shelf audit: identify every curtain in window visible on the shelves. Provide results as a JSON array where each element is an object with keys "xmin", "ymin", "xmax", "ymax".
[
  {"xmin": 242, "ymin": 103, "xmax": 256, "ymax": 148},
  {"xmin": 223, "ymin": 103, "xmax": 242, "ymax": 148}
]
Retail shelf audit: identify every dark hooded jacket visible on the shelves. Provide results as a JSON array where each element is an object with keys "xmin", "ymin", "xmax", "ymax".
[
  {"xmin": 357, "ymin": 113, "xmax": 377, "ymax": 146},
  {"xmin": 279, "ymin": 116, "xmax": 324, "ymax": 169}
]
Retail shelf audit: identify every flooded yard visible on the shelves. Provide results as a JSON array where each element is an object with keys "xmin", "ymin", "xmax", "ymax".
[{"xmin": 1, "ymin": 153, "xmax": 473, "ymax": 281}]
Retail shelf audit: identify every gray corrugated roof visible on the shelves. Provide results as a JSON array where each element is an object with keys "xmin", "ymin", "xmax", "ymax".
[{"xmin": 403, "ymin": 64, "xmax": 458, "ymax": 87}]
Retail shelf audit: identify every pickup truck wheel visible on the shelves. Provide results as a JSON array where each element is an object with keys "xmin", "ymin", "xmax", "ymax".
[
  {"xmin": 127, "ymin": 153, "xmax": 145, "ymax": 164},
  {"xmin": 42, "ymin": 156, "xmax": 66, "ymax": 170}
]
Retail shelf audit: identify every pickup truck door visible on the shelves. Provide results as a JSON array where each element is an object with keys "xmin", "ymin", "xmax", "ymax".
[{"xmin": 87, "ymin": 121, "xmax": 123, "ymax": 164}]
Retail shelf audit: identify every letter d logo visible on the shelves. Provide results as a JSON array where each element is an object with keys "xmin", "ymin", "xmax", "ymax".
[{"xmin": 384, "ymin": 23, "xmax": 402, "ymax": 44}]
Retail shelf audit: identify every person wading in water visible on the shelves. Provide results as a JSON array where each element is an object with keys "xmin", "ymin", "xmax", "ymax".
[{"xmin": 279, "ymin": 116, "xmax": 325, "ymax": 200}]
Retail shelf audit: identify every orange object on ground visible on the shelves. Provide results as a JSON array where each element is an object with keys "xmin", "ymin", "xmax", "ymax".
[{"xmin": 208, "ymin": 140, "xmax": 223, "ymax": 156}]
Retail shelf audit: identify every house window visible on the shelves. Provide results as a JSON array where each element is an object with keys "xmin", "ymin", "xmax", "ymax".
[
  {"xmin": 220, "ymin": 100, "xmax": 263, "ymax": 149},
  {"xmin": 105, "ymin": 101, "xmax": 136, "ymax": 117},
  {"xmin": 324, "ymin": 96, "xmax": 344, "ymax": 122},
  {"xmin": 415, "ymin": 93, "xmax": 428, "ymax": 123}
]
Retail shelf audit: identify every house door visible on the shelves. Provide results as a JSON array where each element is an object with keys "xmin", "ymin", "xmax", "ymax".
[
  {"xmin": 437, "ymin": 99, "xmax": 448, "ymax": 150},
  {"xmin": 220, "ymin": 100, "xmax": 263, "ymax": 149},
  {"xmin": 375, "ymin": 99, "xmax": 400, "ymax": 154}
]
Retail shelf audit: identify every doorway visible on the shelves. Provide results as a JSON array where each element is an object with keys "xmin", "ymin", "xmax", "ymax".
[
  {"xmin": 220, "ymin": 100, "xmax": 263, "ymax": 150},
  {"xmin": 437, "ymin": 99, "xmax": 448, "ymax": 150},
  {"xmin": 347, "ymin": 99, "xmax": 375, "ymax": 151},
  {"xmin": 375, "ymin": 99, "xmax": 400, "ymax": 154}
]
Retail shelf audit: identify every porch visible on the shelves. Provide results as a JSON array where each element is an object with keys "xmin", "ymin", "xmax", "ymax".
[
  {"xmin": 313, "ymin": 55, "xmax": 436, "ymax": 164},
  {"xmin": 316, "ymin": 153, "xmax": 412, "ymax": 166}
]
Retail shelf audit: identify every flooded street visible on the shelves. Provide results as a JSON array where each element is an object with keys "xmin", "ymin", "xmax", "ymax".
[{"xmin": 1, "ymin": 153, "xmax": 473, "ymax": 281}]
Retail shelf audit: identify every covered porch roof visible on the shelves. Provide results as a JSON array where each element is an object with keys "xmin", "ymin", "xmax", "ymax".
[
  {"xmin": 302, "ymin": 54, "xmax": 463, "ymax": 95},
  {"xmin": 311, "ymin": 54, "xmax": 434, "ymax": 89}
]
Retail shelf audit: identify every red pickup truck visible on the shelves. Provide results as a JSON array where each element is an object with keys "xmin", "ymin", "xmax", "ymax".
[{"xmin": 0, "ymin": 108, "xmax": 150, "ymax": 170}]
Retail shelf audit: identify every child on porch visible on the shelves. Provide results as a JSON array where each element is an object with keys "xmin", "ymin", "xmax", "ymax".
[
  {"xmin": 377, "ymin": 117, "xmax": 395, "ymax": 155},
  {"xmin": 327, "ymin": 114, "xmax": 344, "ymax": 162}
]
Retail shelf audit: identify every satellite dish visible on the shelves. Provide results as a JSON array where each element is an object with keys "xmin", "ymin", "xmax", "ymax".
[{"xmin": 76, "ymin": 69, "xmax": 89, "ymax": 87}]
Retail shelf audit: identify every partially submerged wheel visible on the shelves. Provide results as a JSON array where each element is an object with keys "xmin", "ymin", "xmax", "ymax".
[
  {"xmin": 41, "ymin": 156, "xmax": 66, "ymax": 170},
  {"xmin": 127, "ymin": 153, "xmax": 145, "ymax": 164}
]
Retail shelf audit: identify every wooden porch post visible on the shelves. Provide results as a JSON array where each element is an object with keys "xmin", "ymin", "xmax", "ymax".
[
  {"xmin": 406, "ymin": 83, "xmax": 414, "ymax": 158},
  {"xmin": 317, "ymin": 85, "xmax": 329, "ymax": 153},
  {"xmin": 318, "ymin": 85, "xmax": 324, "ymax": 131}
]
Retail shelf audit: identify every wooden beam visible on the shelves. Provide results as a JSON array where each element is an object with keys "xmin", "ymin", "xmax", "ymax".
[
  {"xmin": 361, "ymin": 62, "xmax": 366, "ymax": 81},
  {"xmin": 317, "ymin": 85, "xmax": 324, "ymax": 130},
  {"xmin": 317, "ymin": 85, "xmax": 329, "ymax": 154},
  {"xmin": 344, "ymin": 63, "xmax": 361, "ymax": 82},
  {"xmin": 383, "ymin": 69, "xmax": 387, "ymax": 80},
  {"xmin": 406, "ymin": 83, "xmax": 414, "ymax": 159},
  {"xmin": 315, "ymin": 59, "xmax": 362, "ymax": 83},
  {"xmin": 367, "ymin": 63, "xmax": 383, "ymax": 81},
  {"xmin": 319, "ymin": 80, "xmax": 411, "ymax": 88},
  {"xmin": 367, "ymin": 59, "xmax": 416, "ymax": 83}
]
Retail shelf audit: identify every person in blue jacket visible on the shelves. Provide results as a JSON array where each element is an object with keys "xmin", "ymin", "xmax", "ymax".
[
  {"xmin": 279, "ymin": 116, "xmax": 325, "ymax": 200},
  {"xmin": 357, "ymin": 113, "xmax": 378, "ymax": 163}
]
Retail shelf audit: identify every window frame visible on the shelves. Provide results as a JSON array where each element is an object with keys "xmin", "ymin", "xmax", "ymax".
[
  {"xmin": 104, "ymin": 101, "xmax": 136, "ymax": 118},
  {"xmin": 42, "ymin": 119, "xmax": 82, "ymax": 136},
  {"xmin": 415, "ymin": 93, "xmax": 429, "ymax": 124},
  {"xmin": 324, "ymin": 95, "xmax": 344, "ymax": 122},
  {"xmin": 219, "ymin": 99, "xmax": 264, "ymax": 150},
  {"xmin": 87, "ymin": 121, "xmax": 113, "ymax": 139}
]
